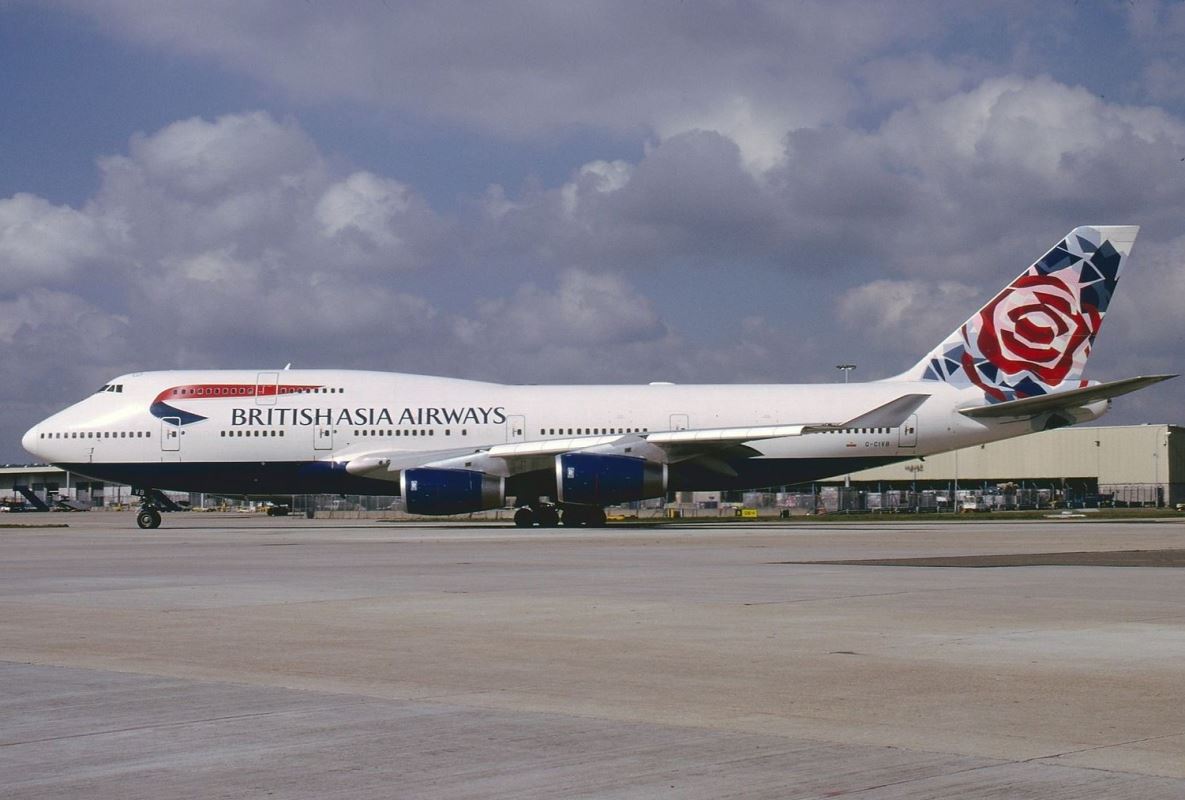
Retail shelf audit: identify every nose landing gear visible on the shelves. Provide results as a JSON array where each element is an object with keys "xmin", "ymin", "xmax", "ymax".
[
  {"xmin": 136, "ymin": 507, "xmax": 162, "ymax": 529},
  {"xmin": 132, "ymin": 487, "xmax": 181, "ymax": 529}
]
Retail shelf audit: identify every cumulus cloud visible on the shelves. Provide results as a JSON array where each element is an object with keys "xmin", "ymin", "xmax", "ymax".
[
  {"xmin": 460, "ymin": 75, "xmax": 1185, "ymax": 289},
  {"xmin": 837, "ymin": 279, "xmax": 984, "ymax": 353},
  {"xmin": 124, "ymin": 111, "xmax": 320, "ymax": 199},
  {"xmin": 59, "ymin": 0, "xmax": 945, "ymax": 172},
  {"xmin": 0, "ymin": 112, "xmax": 457, "ymax": 431},
  {"xmin": 0, "ymin": 290, "xmax": 132, "ymax": 435},
  {"xmin": 466, "ymin": 269, "xmax": 666, "ymax": 353},
  {"xmin": 0, "ymin": 194, "xmax": 115, "ymax": 282}
]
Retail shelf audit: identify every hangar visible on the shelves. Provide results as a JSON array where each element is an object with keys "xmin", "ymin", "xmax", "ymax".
[
  {"xmin": 844, "ymin": 422, "xmax": 1182, "ymax": 508},
  {"xmin": 676, "ymin": 424, "xmax": 1183, "ymax": 513}
]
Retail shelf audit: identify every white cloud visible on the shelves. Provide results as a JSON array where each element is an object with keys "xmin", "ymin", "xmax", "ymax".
[
  {"xmin": 468, "ymin": 269, "xmax": 666, "ymax": 353},
  {"xmin": 0, "ymin": 290, "xmax": 132, "ymax": 422},
  {"xmin": 857, "ymin": 54, "xmax": 986, "ymax": 108},
  {"xmin": 561, "ymin": 160, "xmax": 633, "ymax": 218},
  {"xmin": 317, "ymin": 173, "xmax": 409, "ymax": 238},
  {"xmin": 837, "ymin": 279, "xmax": 984, "ymax": 352},
  {"xmin": 0, "ymin": 193, "xmax": 113, "ymax": 282},
  {"xmin": 62, "ymin": 1, "xmax": 942, "ymax": 172},
  {"xmin": 123, "ymin": 111, "xmax": 319, "ymax": 198}
]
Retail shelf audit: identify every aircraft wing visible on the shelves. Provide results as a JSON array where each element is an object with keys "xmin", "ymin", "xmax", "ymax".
[
  {"xmin": 342, "ymin": 393, "xmax": 930, "ymax": 481},
  {"xmin": 957, "ymin": 375, "xmax": 1175, "ymax": 419}
]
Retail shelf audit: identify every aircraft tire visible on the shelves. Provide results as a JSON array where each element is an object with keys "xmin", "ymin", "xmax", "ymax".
[
  {"xmin": 589, "ymin": 508, "xmax": 608, "ymax": 527},
  {"xmin": 513, "ymin": 507, "xmax": 535, "ymax": 528},
  {"xmin": 560, "ymin": 507, "xmax": 586, "ymax": 527},
  {"xmin": 136, "ymin": 508, "xmax": 162, "ymax": 529},
  {"xmin": 535, "ymin": 505, "xmax": 560, "ymax": 528}
]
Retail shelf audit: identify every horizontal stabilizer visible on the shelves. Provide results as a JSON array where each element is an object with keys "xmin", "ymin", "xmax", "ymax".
[
  {"xmin": 958, "ymin": 375, "xmax": 1175, "ymax": 419},
  {"xmin": 806, "ymin": 393, "xmax": 931, "ymax": 432}
]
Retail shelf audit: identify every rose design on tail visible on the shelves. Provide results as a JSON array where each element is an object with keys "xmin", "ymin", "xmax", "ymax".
[
  {"xmin": 961, "ymin": 271, "xmax": 1101, "ymax": 400},
  {"xmin": 907, "ymin": 226, "xmax": 1136, "ymax": 402}
]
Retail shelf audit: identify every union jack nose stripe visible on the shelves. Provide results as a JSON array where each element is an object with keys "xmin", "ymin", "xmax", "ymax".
[{"xmin": 150, "ymin": 383, "xmax": 323, "ymax": 425}]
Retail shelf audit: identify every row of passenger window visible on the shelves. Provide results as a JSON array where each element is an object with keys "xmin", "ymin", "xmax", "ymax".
[
  {"xmin": 39, "ymin": 431, "xmax": 151, "ymax": 439},
  {"xmin": 353, "ymin": 429, "xmax": 468, "ymax": 437},
  {"xmin": 220, "ymin": 430, "xmax": 285, "ymax": 437},
  {"xmin": 167, "ymin": 386, "xmax": 346, "ymax": 397},
  {"xmin": 541, "ymin": 427, "xmax": 648, "ymax": 436},
  {"xmin": 827, "ymin": 427, "xmax": 893, "ymax": 435}
]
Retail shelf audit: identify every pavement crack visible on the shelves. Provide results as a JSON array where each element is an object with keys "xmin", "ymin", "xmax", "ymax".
[{"xmin": 1026, "ymin": 730, "xmax": 1185, "ymax": 765}]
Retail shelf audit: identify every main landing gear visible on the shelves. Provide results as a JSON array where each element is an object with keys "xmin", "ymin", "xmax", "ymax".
[{"xmin": 514, "ymin": 503, "xmax": 607, "ymax": 528}]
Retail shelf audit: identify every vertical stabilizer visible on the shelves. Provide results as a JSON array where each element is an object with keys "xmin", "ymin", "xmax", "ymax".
[{"xmin": 899, "ymin": 225, "xmax": 1138, "ymax": 402}]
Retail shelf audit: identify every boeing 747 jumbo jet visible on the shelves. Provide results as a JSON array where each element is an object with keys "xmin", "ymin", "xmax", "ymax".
[{"xmin": 21, "ymin": 226, "xmax": 1173, "ymax": 529}]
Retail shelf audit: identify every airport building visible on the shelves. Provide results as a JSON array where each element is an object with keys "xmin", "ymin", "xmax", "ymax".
[
  {"xmin": 841, "ymin": 422, "xmax": 1182, "ymax": 510},
  {"xmin": 679, "ymin": 424, "xmax": 1183, "ymax": 512},
  {"xmin": 3, "ymin": 423, "xmax": 1182, "ymax": 513}
]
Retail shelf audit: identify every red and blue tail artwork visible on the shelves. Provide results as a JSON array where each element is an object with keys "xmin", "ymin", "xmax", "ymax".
[{"xmin": 905, "ymin": 225, "xmax": 1138, "ymax": 402}]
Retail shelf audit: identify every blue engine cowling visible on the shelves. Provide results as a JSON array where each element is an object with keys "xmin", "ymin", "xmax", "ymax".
[
  {"xmin": 400, "ymin": 468, "xmax": 505, "ymax": 515},
  {"xmin": 555, "ymin": 453, "xmax": 667, "ymax": 505}
]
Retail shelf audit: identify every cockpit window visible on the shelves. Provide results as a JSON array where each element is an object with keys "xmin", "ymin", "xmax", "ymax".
[{"xmin": 96, "ymin": 384, "xmax": 124, "ymax": 393}]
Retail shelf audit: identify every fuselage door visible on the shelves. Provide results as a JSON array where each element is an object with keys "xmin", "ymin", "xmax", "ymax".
[
  {"xmin": 670, "ymin": 413, "xmax": 690, "ymax": 431},
  {"xmin": 161, "ymin": 418, "xmax": 181, "ymax": 451},
  {"xmin": 313, "ymin": 424, "xmax": 334, "ymax": 451},
  {"xmin": 899, "ymin": 414, "xmax": 918, "ymax": 448},
  {"xmin": 256, "ymin": 372, "xmax": 279, "ymax": 405},
  {"xmin": 507, "ymin": 414, "xmax": 526, "ymax": 443}
]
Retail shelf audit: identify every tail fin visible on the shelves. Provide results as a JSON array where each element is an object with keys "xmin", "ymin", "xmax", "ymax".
[{"xmin": 900, "ymin": 225, "xmax": 1139, "ymax": 402}]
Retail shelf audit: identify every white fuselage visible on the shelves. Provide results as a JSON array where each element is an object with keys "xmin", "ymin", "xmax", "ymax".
[{"xmin": 21, "ymin": 368, "xmax": 1101, "ymax": 498}]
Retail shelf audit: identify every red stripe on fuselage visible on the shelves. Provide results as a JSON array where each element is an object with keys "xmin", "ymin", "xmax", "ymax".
[{"xmin": 152, "ymin": 384, "xmax": 323, "ymax": 403}]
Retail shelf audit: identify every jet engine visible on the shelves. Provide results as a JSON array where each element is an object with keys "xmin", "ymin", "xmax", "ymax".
[
  {"xmin": 400, "ymin": 468, "xmax": 505, "ymax": 515},
  {"xmin": 555, "ymin": 452, "xmax": 667, "ymax": 506}
]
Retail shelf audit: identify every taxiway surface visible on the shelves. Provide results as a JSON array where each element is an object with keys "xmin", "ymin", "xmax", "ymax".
[{"xmin": 3, "ymin": 514, "xmax": 1184, "ymax": 798}]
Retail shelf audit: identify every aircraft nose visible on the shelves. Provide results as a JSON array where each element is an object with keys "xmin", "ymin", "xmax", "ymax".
[{"xmin": 21, "ymin": 424, "xmax": 41, "ymax": 459}]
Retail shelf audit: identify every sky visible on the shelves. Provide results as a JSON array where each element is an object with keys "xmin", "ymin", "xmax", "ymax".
[{"xmin": 2, "ymin": 0, "xmax": 1184, "ymax": 463}]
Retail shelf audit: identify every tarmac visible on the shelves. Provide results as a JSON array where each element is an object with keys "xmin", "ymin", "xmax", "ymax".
[{"xmin": 3, "ymin": 513, "xmax": 1185, "ymax": 798}]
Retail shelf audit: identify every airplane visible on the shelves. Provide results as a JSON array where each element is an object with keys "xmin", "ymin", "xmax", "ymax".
[{"xmin": 20, "ymin": 225, "xmax": 1174, "ymax": 530}]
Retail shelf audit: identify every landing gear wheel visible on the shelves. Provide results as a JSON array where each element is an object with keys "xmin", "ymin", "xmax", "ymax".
[
  {"xmin": 588, "ymin": 507, "xmax": 608, "ymax": 528},
  {"xmin": 514, "ymin": 507, "xmax": 535, "ymax": 528},
  {"xmin": 535, "ymin": 505, "xmax": 560, "ymax": 528},
  {"xmin": 136, "ymin": 508, "xmax": 162, "ymax": 529},
  {"xmin": 561, "ymin": 507, "xmax": 586, "ymax": 527}
]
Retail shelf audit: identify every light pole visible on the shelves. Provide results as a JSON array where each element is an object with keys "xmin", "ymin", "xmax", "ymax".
[
  {"xmin": 905, "ymin": 463, "xmax": 924, "ymax": 512},
  {"xmin": 836, "ymin": 363, "xmax": 856, "ymax": 383}
]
